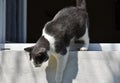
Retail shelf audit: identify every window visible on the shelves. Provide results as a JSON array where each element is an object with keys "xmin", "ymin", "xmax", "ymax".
[{"xmin": 0, "ymin": 0, "xmax": 27, "ymax": 43}]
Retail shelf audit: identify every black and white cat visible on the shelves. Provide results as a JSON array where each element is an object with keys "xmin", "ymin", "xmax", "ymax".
[{"xmin": 24, "ymin": 0, "xmax": 89, "ymax": 83}]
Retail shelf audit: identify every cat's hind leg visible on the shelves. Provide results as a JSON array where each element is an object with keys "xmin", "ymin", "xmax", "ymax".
[{"xmin": 77, "ymin": 28, "xmax": 89, "ymax": 51}]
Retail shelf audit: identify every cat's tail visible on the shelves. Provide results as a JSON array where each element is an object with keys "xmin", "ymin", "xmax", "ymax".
[{"xmin": 76, "ymin": 0, "xmax": 87, "ymax": 10}]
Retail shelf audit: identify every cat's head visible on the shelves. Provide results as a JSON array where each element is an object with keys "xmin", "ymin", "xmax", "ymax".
[{"xmin": 24, "ymin": 46, "xmax": 49, "ymax": 67}]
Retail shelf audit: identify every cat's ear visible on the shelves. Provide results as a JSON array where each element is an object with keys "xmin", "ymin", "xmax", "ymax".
[{"xmin": 24, "ymin": 46, "xmax": 34, "ymax": 52}]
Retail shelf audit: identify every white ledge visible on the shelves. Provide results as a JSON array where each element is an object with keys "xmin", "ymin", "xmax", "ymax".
[
  {"xmin": 0, "ymin": 43, "xmax": 120, "ymax": 51},
  {"xmin": 0, "ymin": 51, "xmax": 120, "ymax": 83}
]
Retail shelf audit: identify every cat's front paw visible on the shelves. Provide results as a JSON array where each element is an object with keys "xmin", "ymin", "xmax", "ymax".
[
  {"xmin": 55, "ymin": 75, "xmax": 62, "ymax": 83},
  {"xmin": 80, "ymin": 47, "xmax": 88, "ymax": 51},
  {"xmin": 55, "ymin": 78, "xmax": 62, "ymax": 83}
]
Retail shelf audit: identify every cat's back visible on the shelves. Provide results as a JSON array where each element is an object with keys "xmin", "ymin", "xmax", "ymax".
[
  {"xmin": 44, "ymin": 7, "xmax": 87, "ymax": 40},
  {"xmin": 53, "ymin": 7, "xmax": 87, "ymax": 21}
]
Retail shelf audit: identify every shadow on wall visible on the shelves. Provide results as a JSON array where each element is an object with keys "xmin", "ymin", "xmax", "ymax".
[
  {"xmin": 88, "ymin": 43, "xmax": 102, "ymax": 51},
  {"xmin": 45, "ymin": 52, "xmax": 78, "ymax": 83},
  {"xmin": 70, "ymin": 43, "xmax": 102, "ymax": 51},
  {"xmin": 0, "ymin": 44, "xmax": 5, "ymax": 50},
  {"xmin": 104, "ymin": 52, "xmax": 120, "ymax": 83}
]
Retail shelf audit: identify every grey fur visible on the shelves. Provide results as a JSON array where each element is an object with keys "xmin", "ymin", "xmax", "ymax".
[
  {"xmin": 24, "ymin": 0, "xmax": 89, "ymax": 67},
  {"xmin": 45, "ymin": 6, "xmax": 88, "ymax": 55}
]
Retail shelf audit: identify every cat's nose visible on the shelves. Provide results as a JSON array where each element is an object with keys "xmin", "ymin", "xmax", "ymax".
[{"xmin": 34, "ymin": 63, "xmax": 42, "ymax": 67}]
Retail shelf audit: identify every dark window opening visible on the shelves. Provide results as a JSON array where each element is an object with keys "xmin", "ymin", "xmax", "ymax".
[
  {"xmin": 115, "ymin": 0, "xmax": 120, "ymax": 30},
  {"xmin": 27, "ymin": 0, "xmax": 120, "ymax": 43},
  {"xmin": 27, "ymin": 0, "xmax": 76, "ymax": 42}
]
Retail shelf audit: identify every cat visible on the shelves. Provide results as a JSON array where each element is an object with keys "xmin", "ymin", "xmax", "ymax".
[{"xmin": 24, "ymin": 0, "xmax": 89, "ymax": 83}]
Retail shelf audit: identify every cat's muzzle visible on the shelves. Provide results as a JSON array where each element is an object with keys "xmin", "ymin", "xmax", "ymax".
[{"xmin": 33, "ymin": 55, "xmax": 49, "ymax": 67}]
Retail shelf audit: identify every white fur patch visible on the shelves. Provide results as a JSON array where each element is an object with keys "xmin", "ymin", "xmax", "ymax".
[
  {"xmin": 42, "ymin": 27, "xmax": 56, "ymax": 56},
  {"xmin": 79, "ymin": 28, "xmax": 89, "ymax": 42},
  {"xmin": 79, "ymin": 20, "xmax": 89, "ymax": 50}
]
